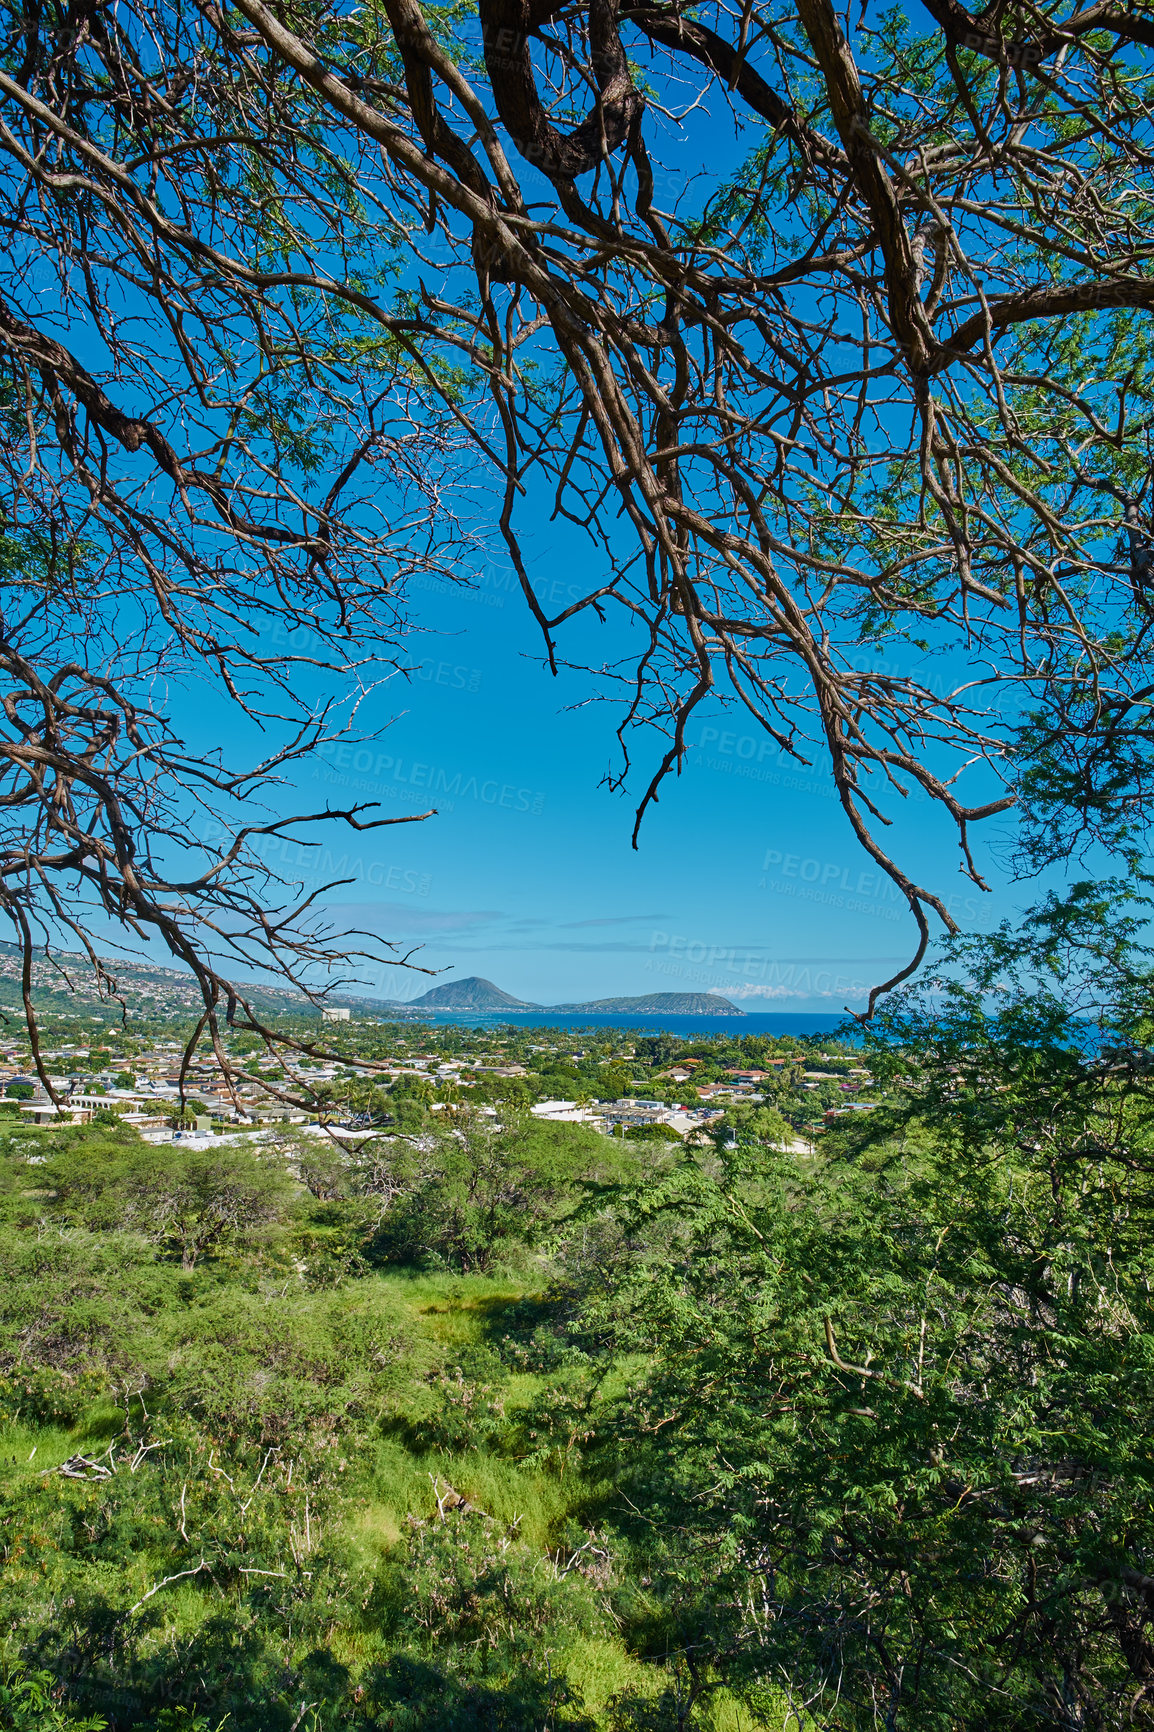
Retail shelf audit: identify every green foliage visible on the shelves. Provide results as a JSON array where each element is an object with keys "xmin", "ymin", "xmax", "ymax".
[
  {"xmin": 3, "ymin": 932, "xmax": 1150, "ymax": 1727},
  {"xmin": 361, "ymin": 1514, "xmax": 603, "ymax": 1728},
  {"xmin": 0, "ymin": 1663, "xmax": 106, "ymax": 1730},
  {"xmin": 510, "ymin": 893, "xmax": 1154, "ymax": 1727},
  {"xmin": 622, "ymin": 1123, "xmax": 681, "ymax": 1143},
  {"xmin": 0, "ymin": 1119, "xmax": 641, "ymax": 1728},
  {"xmin": 369, "ymin": 1112, "xmax": 627, "ymax": 1273},
  {"xmin": 44, "ymin": 1137, "xmax": 293, "ymax": 1268}
]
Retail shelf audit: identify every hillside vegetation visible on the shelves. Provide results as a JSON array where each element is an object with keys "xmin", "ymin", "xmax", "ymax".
[{"xmin": 2, "ymin": 908, "xmax": 1153, "ymax": 1731}]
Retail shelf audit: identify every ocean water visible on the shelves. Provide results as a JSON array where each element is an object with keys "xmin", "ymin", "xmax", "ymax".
[{"xmin": 370, "ymin": 1009, "xmax": 858, "ymax": 1038}]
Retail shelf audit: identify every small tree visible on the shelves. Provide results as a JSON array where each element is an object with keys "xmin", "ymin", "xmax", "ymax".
[
  {"xmin": 712, "ymin": 1103, "xmax": 796, "ymax": 1152},
  {"xmin": 372, "ymin": 1112, "xmax": 620, "ymax": 1272},
  {"xmin": 624, "ymin": 1122, "xmax": 683, "ymax": 1144},
  {"xmin": 49, "ymin": 1140, "xmax": 293, "ymax": 1269}
]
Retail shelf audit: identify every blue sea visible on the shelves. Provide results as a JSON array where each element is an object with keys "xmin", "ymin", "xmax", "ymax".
[{"xmin": 370, "ymin": 1009, "xmax": 857, "ymax": 1038}]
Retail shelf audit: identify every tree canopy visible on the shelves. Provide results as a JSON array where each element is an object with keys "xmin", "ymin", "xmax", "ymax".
[{"xmin": 2, "ymin": 0, "xmax": 1154, "ymax": 1039}]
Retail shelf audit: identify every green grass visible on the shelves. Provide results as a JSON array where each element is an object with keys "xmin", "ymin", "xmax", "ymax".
[
  {"xmin": 0, "ymin": 1257, "xmax": 650, "ymax": 1728},
  {"xmin": 0, "ymin": 1122, "xmax": 828, "ymax": 1728},
  {"xmin": 333, "ymin": 1272, "xmax": 612, "ymax": 1552}
]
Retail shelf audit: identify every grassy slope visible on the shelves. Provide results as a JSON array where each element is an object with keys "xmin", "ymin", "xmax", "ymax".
[{"xmin": 0, "ymin": 1122, "xmax": 786, "ymax": 1731}]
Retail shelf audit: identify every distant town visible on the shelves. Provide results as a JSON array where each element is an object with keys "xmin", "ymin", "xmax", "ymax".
[{"xmin": 0, "ymin": 956, "xmax": 878, "ymax": 1143}]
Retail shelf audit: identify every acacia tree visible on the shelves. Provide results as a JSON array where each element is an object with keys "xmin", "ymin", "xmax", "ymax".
[
  {"xmin": 1, "ymin": 0, "xmax": 1153, "ymax": 1057},
  {"xmin": 0, "ymin": 0, "xmax": 480, "ymax": 1096},
  {"xmin": 523, "ymin": 889, "xmax": 1154, "ymax": 1728}
]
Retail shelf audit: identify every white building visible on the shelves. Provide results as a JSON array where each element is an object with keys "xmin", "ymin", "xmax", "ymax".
[{"xmin": 531, "ymin": 1099, "xmax": 608, "ymax": 1131}]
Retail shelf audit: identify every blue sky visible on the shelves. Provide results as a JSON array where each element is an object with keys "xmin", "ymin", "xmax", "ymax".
[
  {"xmin": 10, "ymin": 5, "xmax": 1125, "ymax": 1017},
  {"xmin": 214, "ymin": 529, "xmax": 1033, "ymax": 1012},
  {"xmin": 111, "ymin": 67, "xmax": 1048, "ymax": 1013},
  {"xmin": 259, "ymin": 90, "xmax": 1034, "ymax": 1012}
]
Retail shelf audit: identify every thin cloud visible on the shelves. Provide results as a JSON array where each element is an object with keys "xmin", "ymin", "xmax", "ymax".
[
  {"xmin": 427, "ymin": 938, "xmax": 669, "ymax": 956},
  {"xmin": 321, "ymin": 902, "xmax": 504, "ymax": 935},
  {"xmin": 559, "ymin": 913, "xmax": 670, "ymax": 928}
]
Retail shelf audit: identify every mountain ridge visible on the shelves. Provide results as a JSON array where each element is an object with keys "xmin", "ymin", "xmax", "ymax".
[
  {"xmin": 548, "ymin": 991, "xmax": 744, "ymax": 1017},
  {"xmin": 0, "ymin": 951, "xmax": 745, "ymax": 1020},
  {"xmin": 395, "ymin": 977, "xmax": 743, "ymax": 1017}
]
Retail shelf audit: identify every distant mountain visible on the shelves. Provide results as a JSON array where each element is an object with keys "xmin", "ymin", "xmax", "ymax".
[
  {"xmin": 555, "ymin": 992, "xmax": 745, "ymax": 1017},
  {"xmin": 0, "ymin": 942, "xmax": 746, "ymax": 1024},
  {"xmin": 399, "ymin": 982, "xmax": 744, "ymax": 1017},
  {"xmin": 408, "ymin": 976, "xmax": 538, "ymax": 1011}
]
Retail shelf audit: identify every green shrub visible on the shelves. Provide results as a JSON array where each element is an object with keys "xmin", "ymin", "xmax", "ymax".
[{"xmin": 0, "ymin": 1662, "xmax": 106, "ymax": 1730}]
